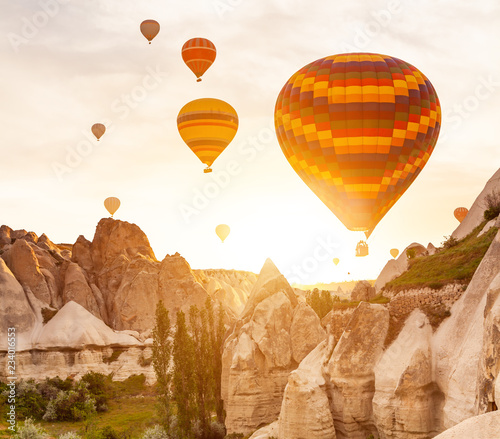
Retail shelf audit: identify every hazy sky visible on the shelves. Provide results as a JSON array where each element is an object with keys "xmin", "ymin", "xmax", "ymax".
[{"xmin": 1, "ymin": 0, "xmax": 499, "ymax": 283}]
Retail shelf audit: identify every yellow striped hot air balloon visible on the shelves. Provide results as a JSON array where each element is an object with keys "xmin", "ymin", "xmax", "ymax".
[
  {"xmin": 177, "ymin": 98, "xmax": 238, "ymax": 173},
  {"xmin": 104, "ymin": 197, "xmax": 120, "ymax": 217}
]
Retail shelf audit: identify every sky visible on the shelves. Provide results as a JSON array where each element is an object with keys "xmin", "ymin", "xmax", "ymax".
[{"xmin": 1, "ymin": 0, "xmax": 499, "ymax": 284}]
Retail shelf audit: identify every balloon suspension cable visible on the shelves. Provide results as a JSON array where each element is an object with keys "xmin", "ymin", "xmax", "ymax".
[{"xmin": 197, "ymin": 78, "xmax": 202, "ymax": 82}]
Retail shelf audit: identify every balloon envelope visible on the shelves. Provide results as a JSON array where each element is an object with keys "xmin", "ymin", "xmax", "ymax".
[
  {"xmin": 275, "ymin": 53, "xmax": 441, "ymax": 238},
  {"xmin": 177, "ymin": 98, "xmax": 238, "ymax": 172},
  {"xmin": 333, "ymin": 258, "xmax": 340, "ymax": 266},
  {"xmin": 390, "ymin": 248, "xmax": 399, "ymax": 259},
  {"xmin": 454, "ymin": 207, "xmax": 468, "ymax": 223},
  {"xmin": 182, "ymin": 38, "xmax": 216, "ymax": 81},
  {"xmin": 140, "ymin": 20, "xmax": 160, "ymax": 43},
  {"xmin": 104, "ymin": 197, "xmax": 120, "ymax": 217},
  {"xmin": 216, "ymin": 224, "xmax": 230, "ymax": 243},
  {"xmin": 91, "ymin": 123, "xmax": 106, "ymax": 141}
]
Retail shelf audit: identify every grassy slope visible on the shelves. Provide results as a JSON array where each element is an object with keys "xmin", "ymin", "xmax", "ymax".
[{"xmin": 385, "ymin": 221, "xmax": 498, "ymax": 292}]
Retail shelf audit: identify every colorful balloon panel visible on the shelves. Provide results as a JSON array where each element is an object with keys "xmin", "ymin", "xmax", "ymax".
[
  {"xmin": 177, "ymin": 98, "xmax": 238, "ymax": 170},
  {"xmin": 454, "ymin": 207, "xmax": 468, "ymax": 223},
  {"xmin": 140, "ymin": 20, "xmax": 160, "ymax": 44},
  {"xmin": 182, "ymin": 38, "xmax": 216, "ymax": 81},
  {"xmin": 274, "ymin": 53, "xmax": 441, "ymax": 236},
  {"xmin": 104, "ymin": 197, "xmax": 120, "ymax": 217}
]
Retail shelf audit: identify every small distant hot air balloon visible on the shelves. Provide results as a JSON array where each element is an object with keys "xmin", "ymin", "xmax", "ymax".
[
  {"xmin": 181, "ymin": 38, "xmax": 216, "ymax": 82},
  {"xmin": 140, "ymin": 20, "xmax": 160, "ymax": 44},
  {"xmin": 454, "ymin": 207, "xmax": 468, "ymax": 223},
  {"xmin": 216, "ymin": 224, "xmax": 230, "ymax": 243},
  {"xmin": 177, "ymin": 98, "xmax": 238, "ymax": 173},
  {"xmin": 274, "ymin": 53, "xmax": 441, "ymax": 243},
  {"xmin": 333, "ymin": 258, "xmax": 340, "ymax": 266},
  {"xmin": 91, "ymin": 123, "xmax": 106, "ymax": 141},
  {"xmin": 104, "ymin": 197, "xmax": 120, "ymax": 217},
  {"xmin": 390, "ymin": 248, "xmax": 399, "ymax": 259}
]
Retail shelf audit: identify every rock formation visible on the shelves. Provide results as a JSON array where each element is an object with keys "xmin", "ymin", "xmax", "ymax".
[
  {"xmin": 222, "ymin": 259, "xmax": 325, "ymax": 435},
  {"xmin": 452, "ymin": 168, "xmax": 500, "ymax": 240},
  {"xmin": 350, "ymin": 280, "xmax": 376, "ymax": 301},
  {"xmin": 433, "ymin": 411, "xmax": 500, "ymax": 439}
]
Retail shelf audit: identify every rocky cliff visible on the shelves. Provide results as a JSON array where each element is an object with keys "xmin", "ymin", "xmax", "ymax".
[{"xmin": 221, "ymin": 259, "xmax": 326, "ymax": 435}]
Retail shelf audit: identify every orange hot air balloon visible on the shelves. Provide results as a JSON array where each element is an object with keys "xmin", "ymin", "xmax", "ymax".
[
  {"xmin": 182, "ymin": 38, "xmax": 216, "ymax": 82},
  {"xmin": 333, "ymin": 258, "xmax": 340, "ymax": 266},
  {"xmin": 104, "ymin": 197, "xmax": 120, "ymax": 217},
  {"xmin": 454, "ymin": 207, "xmax": 468, "ymax": 223},
  {"xmin": 390, "ymin": 248, "xmax": 399, "ymax": 259},
  {"xmin": 275, "ymin": 53, "xmax": 441, "ymax": 238},
  {"xmin": 216, "ymin": 224, "xmax": 230, "ymax": 243},
  {"xmin": 91, "ymin": 123, "xmax": 106, "ymax": 141},
  {"xmin": 140, "ymin": 20, "xmax": 160, "ymax": 44},
  {"xmin": 177, "ymin": 98, "xmax": 238, "ymax": 173}
]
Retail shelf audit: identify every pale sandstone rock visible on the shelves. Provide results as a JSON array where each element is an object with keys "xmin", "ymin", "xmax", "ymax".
[
  {"xmin": 249, "ymin": 421, "xmax": 279, "ymax": 439},
  {"xmin": 0, "ymin": 225, "xmax": 12, "ymax": 247},
  {"xmin": 328, "ymin": 302, "xmax": 389, "ymax": 439},
  {"xmin": 373, "ymin": 310, "xmax": 441, "ymax": 438},
  {"xmin": 433, "ymin": 229, "xmax": 500, "ymax": 429},
  {"xmin": 452, "ymin": 168, "xmax": 500, "ymax": 240},
  {"xmin": 6, "ymin": 239, "xmax": 52, "ymax": 305},
  {"xmin": 62, "ymin": 262, "xmax": 101, "ymax": 319},
  {"xmin": 0, "ymin": 258, "xmax": 36, "ymax": 349},
  {"xmin": 477, "ymin": 218, "xmax": 497, "ymax": 237},
  {"xmin": 222, "ymin": 259, "xmax": 324, "ymax": 435},
  {"xmin": 433, "ymin": 411, "xmax": 500, "ymax": 439},
  {"xmin": 350, "ymin": 280, "xmax": 376, "ymax": 302},
  {"xmin": 279, "ymin": 340, "xmax": 337, "ymax": 439}
]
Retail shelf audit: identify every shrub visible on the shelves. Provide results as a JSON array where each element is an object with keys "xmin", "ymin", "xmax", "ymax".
[
  {"xmin": 14, "ymin": 418, "xmax": 48, "ymax": 439},
  {"xmin": 441, "ymin": 235, "xmax": 459, "ymax": 249},
  {"xmin": 14, "ymin": 380, "xmax": 47, "ymax": 420},
  {"xmin": 406, "ymin": 248, "xmax": 416, "ymax": 259},
  {"xmin": 41, "ymin": 308, "xmax": 58, "ymax": 324},
  {"xmin": 484, "ymin": 190, "xmax": 500, "ymax": 221},
  {"xmin": 80, "ymin": 372, "xmax": 110, "ymax": 412},
  {"xmin": 103, "ymin": 349, "xmax": 123, "ymax": 364},
  {"xmin": 141, "ymin": 425, "xmax": 169, "ymax": 439},
  {"xmin": 58, "ymin": 432, "xmax": 82, "ymax": 439},
  {"xmin": 43, "ymin": 381, "xmax": 96, "ymax": 422}
]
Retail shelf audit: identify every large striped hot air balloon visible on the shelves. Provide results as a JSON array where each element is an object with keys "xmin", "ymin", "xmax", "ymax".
[
  {"xmin": 181, "ymin": 38, "xmax": 216, "ymax": 82},
  {"xmin": 104, "ymin": 197, "xmax": 120, "ymax": 217},
  {"xmin": 454, "ymin": 207, "xmax": 468, "ymax": 223},
  {"xmin": 275, "ymin": 53, "xmax": 441, "ymax": 238},
  {"xmin": 177, "ymin": 98, "xmax": 238, "ymax": 173}
]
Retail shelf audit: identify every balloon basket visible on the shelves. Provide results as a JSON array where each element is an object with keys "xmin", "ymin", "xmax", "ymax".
[
  {"xmin": 204, "ymin": 167, "xmax": 212, "ymax": 173},
  {"xmin": 197, "ymin": 78, "xmax": 202, "ymax": 82}
]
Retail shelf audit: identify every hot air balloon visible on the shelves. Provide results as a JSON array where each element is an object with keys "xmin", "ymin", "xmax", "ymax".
[
  {"xmin": 140, "ymin": 20, "xmax": 160, "ymax": 44},
  {"xmin": 390, "ymin": 248, "xmax": 399, "ymax": 259},
  {"xmin": 91, "ymin": 123, "xmax": 106, "ymax": 141},
  {"xmin": 274, "ymin": 53, "xmax": 441, "ymax": 241},
  {"xmin": 216, "ymin": 224, "xmax": 230, "ymax": 243},
  {"xmin": 177, "ymin": 98, "xmax": 238, "ymax": 173},
  {"xmin": 104, "ymin": 197, "xmax": 120, "ymax": 217},
  {"xmin": 181, "ymin": 38, "xmax": 216, "ymax": 82},
  {"xmin": 333, "ymin": 258, "xmax": 340, "ymax": 266},
  {"xmin": 454, "ymin": 207, "xmax": 468, "ymax": 223}
]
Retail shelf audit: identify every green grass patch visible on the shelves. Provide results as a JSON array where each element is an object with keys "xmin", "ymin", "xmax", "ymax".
[{"xmin": 384, "ymin": 222, "xmax": 498, "ymax": 293}]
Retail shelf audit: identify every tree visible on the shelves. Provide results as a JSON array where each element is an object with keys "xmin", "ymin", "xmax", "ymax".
[
  {"xmin": 172, "ymin": 311, "xmax": 196, "ymax": 438},
  {"xmin": 151, "ymin": 301, "xmax": 172, "ymax": 432}
]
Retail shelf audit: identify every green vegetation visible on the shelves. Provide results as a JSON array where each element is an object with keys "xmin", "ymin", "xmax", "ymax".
[
  {"xmin": 152, "ymin": 297, "xmax": 227, "ymax": 439},
  {"xmin": 331, "ymin": 294, "xmax": 390, "ymax": 310},
  {"xmin": 102, "ymin": 350, "xmax": 123, "ymax": 365},
  {"xmin": 385, "ymin": 221, "xmax": 498, "ymax": 293},
  {"xmin": 484, "ymin": 190, "xmax": 500, "ymax": 221},
  {"xmin": 306, "ymin": 289, "xmax": 338, "ymax": 319}
]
